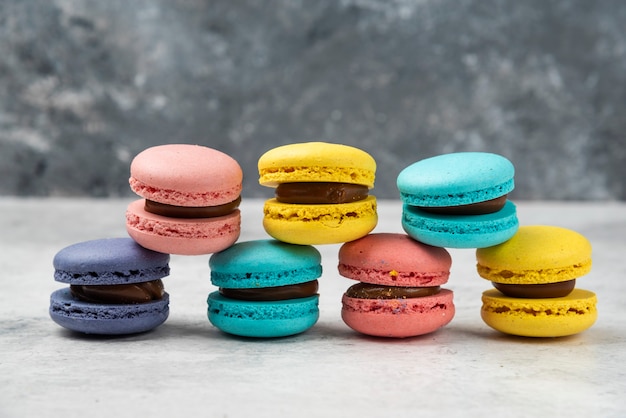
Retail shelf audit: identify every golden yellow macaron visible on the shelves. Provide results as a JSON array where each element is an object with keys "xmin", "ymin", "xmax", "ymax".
[
  {"xmin": 476, "ymin": 225, "xmax": 596, "ymax": 337},
  {"xmin": 262, "ymin": 197, "xmax": 377, "ymax": 245},
  {"xmin": 258, "ymin": 142, "xmax": 376, "ymax": 188},
  {"xmin": 258, "ymin": 142, "xmax": 378, "ymax": 245},
  {"xmin": 476, "ymin": 225, "xmax": 592, "ymax": 285},
  {"xmin": 481, "ymin": 288, "xmax": 597, "ymax": 337}
]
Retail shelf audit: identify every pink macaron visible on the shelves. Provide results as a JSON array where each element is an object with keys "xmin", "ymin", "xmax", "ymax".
[
  {"xmin": 126, "ymin": 144, "xmax": 242, "ymax": 255},
  {"xmin": 338, "ymin": 233, "xmax": 455, "ymax": 338}
]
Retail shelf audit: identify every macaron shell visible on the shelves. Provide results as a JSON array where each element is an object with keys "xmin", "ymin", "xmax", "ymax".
[
  {"xmin": 53, "ymin": 238, "xmax": 170, "ymax": 285},
  {"xmin": 130, "ymin": 144, "xmax": 243, "ymax": 206},
  {"xmin": 341, "ymin": 289, "xmax": 455, "ymax": 338},
  {"xmin": 476, "ymin": 225, "xmax": 593, "ymax": 284},
  {"xmin": 126, "ymin": 199, "xmax": 240, "ymax": 255},
  {"xmin": 209, "ymin": 239, "xmax": 321, "ymax": 274},
  {"xmin": 397, "ymin": 152, "xmax": 514, "ymax": 207},
  {"xmin": 207, "ymin": 292, "xmax": 319, "ymax": 338},
  {"xmin": 49, "ymin": 288, "xmax": 169, "ymax": 335},
  {"xmin": 209, "ymin": 240, "xmax": 322, "ymax": 288},
  {"xmin": 258, "ymin": 142, "xmax": 376, "ymax": 188},
  {"xmin": 263, "ymin": 196, "xmax": 378, "ymax": 245},
  {"xmin": 338, "ymin": 233, "xmax": 451, "ymax": 286},
  {"xmin": 402, "ymin": 200, "xmax": 519, "ymax": 248},
  {"xmin": 480, "ymin": 288, "xmax": 597, "ymax": 337}
]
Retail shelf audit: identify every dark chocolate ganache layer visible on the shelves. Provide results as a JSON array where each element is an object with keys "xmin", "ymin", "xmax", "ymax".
[
  {"xmin": 493, "ymin": 279, "xmax": 576, "ymax": 299},
  {"xmin": 145, "ymin": 196, "xmax": 241, "ymax": 218},
  {"xmin": 345, "ymin": 282, "xmax": 440, "ymax": 299},
  {"xmin": 70, "ymin": 280, "xmax": 165, "ymax": 304},
  {"xmin": 418, "ymin": 195, "xmax": 507, "ymax": 215},
  {"xmin": 275, "ymin": 183, "xmax": 369, "ymax": 204},
  {"xmin": 219, "ymin": 280, "xmax": 319, "ymax": 301}
]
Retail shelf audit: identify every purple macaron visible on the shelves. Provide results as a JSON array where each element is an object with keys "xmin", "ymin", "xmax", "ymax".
[{"xmin": 50, "ymin": 238, "xmax": 170, "ymax": 335}]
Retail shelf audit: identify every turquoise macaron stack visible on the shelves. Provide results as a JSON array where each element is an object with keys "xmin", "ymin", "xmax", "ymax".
[
  {"xmin": 397, "ymin": 152, "xmax": 519, "ymax": 248},
  {"xmin": 207, "ymin": 240, "xmax": 322, "ymax": 338}
]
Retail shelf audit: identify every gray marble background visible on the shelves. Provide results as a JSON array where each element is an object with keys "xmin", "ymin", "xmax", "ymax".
[{"xmin": 1, "ymin": 0, "xmax": 624, "ymax": 200}]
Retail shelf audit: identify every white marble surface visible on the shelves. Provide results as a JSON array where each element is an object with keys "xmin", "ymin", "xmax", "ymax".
[{"xmin": 1, "ymin": 198, "xmax": 625, "ymax": 417}]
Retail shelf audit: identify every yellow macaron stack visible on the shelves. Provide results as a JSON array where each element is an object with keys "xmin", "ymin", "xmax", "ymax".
[
  {"xmin": 258, "ymin": 142, "xmax": 378, "ymax": 245},
  {"xmin": 476, "ymin": 225, "xmax": 596, "ymax": 337}
]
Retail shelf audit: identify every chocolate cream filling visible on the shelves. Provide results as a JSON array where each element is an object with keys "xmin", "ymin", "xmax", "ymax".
[
  {"xmin": 345, "ymin": 283, "xmax": 441, "ymax": 299},
  {"xmin": 70, "ymin": 280, "xmax": 165, "ymax": 304},
  {"xmin": 275, "ymin": 183, "xmax": 369, "ymax": 204},
  {"xmin": 493, "ymin": 279, "xmax": 576, "ymax": 298},
  {"xmin": 418, "ymin": 195, "xmax": 507, "ymax": 215},
  {"xmin": 145, "ymin": 196, "xmax": 241, "ymax": 218},
  {"xmin": 219, "ymin": 280, "xmax": 319, "ymax": 301}
]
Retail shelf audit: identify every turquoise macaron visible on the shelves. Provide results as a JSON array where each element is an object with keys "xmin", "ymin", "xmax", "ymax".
[
  {"xmin": 402, "ymin": 200, "xmax": 519, "ymax": 248},
  {"xmin": 397, "ymin": 152, "xmax": 519, "ymax": 248},
  {"xmin": 207, "ymin": 240, "xmax": 321, "ymax": 338}
]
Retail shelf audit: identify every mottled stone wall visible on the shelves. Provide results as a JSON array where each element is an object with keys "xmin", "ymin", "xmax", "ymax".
[{"xmin": 1, "ymin": 0, "xmax": 625, "ymax": 199}]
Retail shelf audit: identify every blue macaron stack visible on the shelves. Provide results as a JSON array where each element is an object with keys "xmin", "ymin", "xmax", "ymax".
[
  {"xmin": 50, "ymin": 238, "xmax": 171, "ymax": 335},
  {"xmin": 397, "ymin": 152, "xmax": 519, "ymax": 248},
  {"xmin": 207, "ymin": 240, "xmax": 322, "ymax": 338}
]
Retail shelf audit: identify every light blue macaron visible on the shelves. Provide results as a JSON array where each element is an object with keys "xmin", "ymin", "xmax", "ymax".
[
  {"xmin": 208, "ymin": 240, "xmax": 321, "ymax": 338},
  {"xmin": 207, "ymin": 293, "xmax": 319, "ymax": 338},
  {"xmin": 209, "ymin": 240, "xmax": 322, "ymax": 288},
  {"xmin": 397, "ymin": 152, "xmax": 518, "ymax": 248},
  {"xmin": 402, "ymin": 200, "xmax": 519, "ymax": 248},
  {"xmin": 397, "ymin": 152, "xmax": 515, "ymax": 207}
]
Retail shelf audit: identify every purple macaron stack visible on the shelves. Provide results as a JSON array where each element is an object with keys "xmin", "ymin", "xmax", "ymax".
[{"xmin": 49, "ymin": 238, "xmax": 171, "ymax": 335}]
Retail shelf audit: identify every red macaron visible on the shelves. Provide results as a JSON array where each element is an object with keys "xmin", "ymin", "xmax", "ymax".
[{"xmin": 338, "ymin": 233, "xmax": 455, "ymax": 338}]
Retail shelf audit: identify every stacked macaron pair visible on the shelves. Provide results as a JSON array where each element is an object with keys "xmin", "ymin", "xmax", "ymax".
[
  {"xmin": 207, "ymin": 142, "xmax": 380, "ymax": 338},
  {"xmin": 476, "ymin": 225, "xmax": 597, "ymax": 337}
]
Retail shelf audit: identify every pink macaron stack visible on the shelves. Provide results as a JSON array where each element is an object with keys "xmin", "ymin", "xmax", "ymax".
[
  {"xmin": 338, "ymin": 233, "xmax": 455, "ymax": 338},
  {"xmin": 126, "ymin": 144, "xmax": 243, "ymax": 255}
]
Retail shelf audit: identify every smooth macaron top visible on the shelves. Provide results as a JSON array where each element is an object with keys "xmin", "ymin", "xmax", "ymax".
[
  {"xmin": 210, "ymin": 240, "xmax": 322, "ymax": 288},
  {"xmin": 397, "ymin": 152, "xmax": 514, "ymax": 207},
  {"xmin": 130, "ymin": 144, "xmax": 243, "ymax": 206},
  {"xmin": 258, "ymin": 142, "xmax": 376, "ymax": 188},
  {"xmin": 53, "ymin": 238, "xmax": 170, "ymax": 285},
  {"xmin": 338, "ymin": 233, "xmax": 452, "ymax": 286},
  {"xmin": 476, "ymin": 225, "xmax": 592, "ymax": 284}
]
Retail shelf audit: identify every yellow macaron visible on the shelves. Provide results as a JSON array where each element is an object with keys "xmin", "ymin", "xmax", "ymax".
[
  {"xmin": 481, "ymin": 289, "xmax": 597, "ymax": 337},
  {"xmin": 258, "ymin": 142, "xmax": 376, "ymax": 188},
  {"xmin": 258, "ymin": 142, "xmax": 378, "ymax": 245},
  {"xmin": 477, "ymin": 225, "xmax": 592, "ymax": 285},
  {"xmin": 476, "ymin": 225, "xmax": 596, "ymax": 337},
  {"xmin": 263, "ymin": 197, "xmax": 377, "ymax": 244}
]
